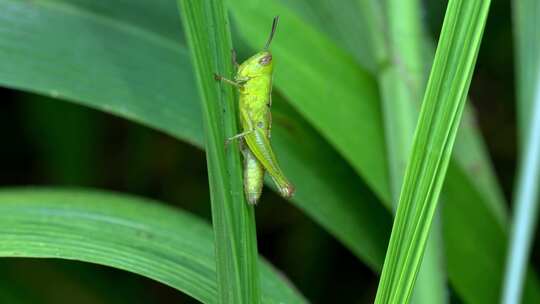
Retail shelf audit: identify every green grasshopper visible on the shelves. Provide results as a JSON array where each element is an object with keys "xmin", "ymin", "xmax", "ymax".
[{"xmin": 215, "ymin": 16, "xmax": 294, "ymax": 204}]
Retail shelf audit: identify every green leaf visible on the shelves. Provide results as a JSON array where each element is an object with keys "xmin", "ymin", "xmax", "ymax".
[
  {"xmin": 270, "ymin": 0, "xmax": 384, "ymax": 72},
  {"xmin": 501, "ymin": 1, "xmax": 540, "ymax": 303},
  {"xmin": 513, "ymin": 0, "xmax": 540, "ymax": 142},
  {"xmin": 271, "ymin": 97, "xmax": 392, "ymax": 270},
  {"xmin": 373, "ymin": 1, "xmax": 448, "ymax": 303},
  {"xmin": 0, "ymin": 0, "xmax": 203, "ymax": 146},
  {"xmin": 444, "ymin": 164, "xmax": 540, "ymax": 304},
  {"xmin": 177, "ymin": 1, "xmax": 261, "ymax": 303},
  {"xmin": 0, "ymin": 0, "xmax": 392, "ymax": 273},
  {"xmin": 375, "ymin": 0, "xmax": 491, "ymax": 303},
  {"xmin": 0, "ymin": 188, "xmax": 306, "ymax": 304},
  {"xmin": 365, "ymin": 1, "xmax": 507, "ymax": 303}
]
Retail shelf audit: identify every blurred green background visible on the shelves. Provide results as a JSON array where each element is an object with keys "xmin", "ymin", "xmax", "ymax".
[{"xmin": 0, "ymin": 0, "xmax": 526, "ymax": 303}]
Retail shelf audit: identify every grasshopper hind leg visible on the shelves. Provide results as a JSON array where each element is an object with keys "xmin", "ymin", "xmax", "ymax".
[{"xmin": 241, "ymin": 141, "xmax": 265, "ymax": 204}]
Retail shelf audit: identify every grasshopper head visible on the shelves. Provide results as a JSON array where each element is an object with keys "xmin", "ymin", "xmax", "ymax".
[
  {"xmin": 237, "ymin": 51, "xmax": 273, "ymax": 78},
  {"xmin": 236, "ymin": 16, "xmax": 278, "ymax": 79}
]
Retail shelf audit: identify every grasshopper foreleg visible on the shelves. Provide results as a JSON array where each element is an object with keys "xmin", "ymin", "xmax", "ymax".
[{"xmin": 214, "ymin": 73, "xmax": 242, "ymax": 88}]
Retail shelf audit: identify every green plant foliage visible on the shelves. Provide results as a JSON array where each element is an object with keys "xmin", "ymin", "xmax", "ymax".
[
  {"xmin": 1, "ymin": 0, "xmax": 540, "ymax": 303},
  {"xmin": 228, "ymin": 1, "xmax": 521, "ymax": 303},
  {"xmin": 0, "ymin": 0, "xmax": 391, "ymax": 273},
  {"xmin": 375, "ymin": 0, "xmax": 447, "ymax": 302},
  {"xmin": 502, "ymin": 1, "xmax": 540, "ymax": 303},
  {"xmin": 0, "ymin": 189, "xmax": 306, "ymax": 304},
  {"xmin": 0, "ymin": 0, "xmax": 203, "ymax": 146},
  {"xmin": 444, "ymin": 165, "xmax": 540, "ymax": 303},
  {"xmin": 513, "ymin": 0, "xmax": 540, "ymax": 142},
  {"xmin": 375, "ymin": 0, "xmax": 492, "ymax": 303}
]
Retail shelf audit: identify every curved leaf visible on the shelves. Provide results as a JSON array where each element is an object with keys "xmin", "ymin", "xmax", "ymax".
[
  {"xmin": 0, "ymin": 188, "xmax": 306, "ymax": 304},
  {"xmin": 0, "ymin": 0, "xmax": 203, "ymax": 146}
]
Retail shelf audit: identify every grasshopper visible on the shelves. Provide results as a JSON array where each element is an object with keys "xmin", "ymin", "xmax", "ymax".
[{"xmin": 215, "ymin": 16, "xmax": 294, "ymax": 204}]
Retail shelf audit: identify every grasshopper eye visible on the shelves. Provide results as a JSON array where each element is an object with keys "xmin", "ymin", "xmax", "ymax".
[{"xmin": 259, "ymin": 54, "xmax": 272, "ymax": 66}]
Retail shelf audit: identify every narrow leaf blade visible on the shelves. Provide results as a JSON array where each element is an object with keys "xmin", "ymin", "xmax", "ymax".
[
  {"xmin": 375, "ymin": 1, "xmax": 492, "ymax": 302},
  {"xmin": 502, "ymin": 1, "xmax": 540, "ymax": 302},
  {"xmin": 177, "ymin": 1, "xmax": 260, "ymax": 303}
]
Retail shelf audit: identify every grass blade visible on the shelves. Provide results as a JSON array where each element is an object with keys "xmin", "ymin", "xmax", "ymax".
[
  {"xmin": 513, "ymin": 0, "xmax": 540, "ymax": 142},
  {"xmin": 375, "ymin": 0, "xmax": 448, "ymax": 302},
  {"xmin": 177, "ymin": 1, "xmax": 260, "ymax": 303},
  {"xmin": 502, "ymin": 67, "xmax": 540, "ymax": 304},
  {"xmin": 502, "ymin": 1, "xmax": 540, "ymax": 302},
  {"xmin": 0, "ymin": 188, "xmax": 306, "ymax": 304},
  {"xmin": 374, "ymin": 0, "xmax": 491, "ymax": 303}
]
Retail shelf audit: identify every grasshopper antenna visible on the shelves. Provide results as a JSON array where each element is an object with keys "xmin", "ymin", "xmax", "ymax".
[{"xmin": 264, "ymin": 16, "xmax": 279, "ymax": 50}]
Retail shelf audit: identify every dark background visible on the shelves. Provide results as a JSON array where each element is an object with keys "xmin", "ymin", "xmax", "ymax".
[{"xmin": 0, "ymin": 1, "xmax": 522, "ymax": 303}]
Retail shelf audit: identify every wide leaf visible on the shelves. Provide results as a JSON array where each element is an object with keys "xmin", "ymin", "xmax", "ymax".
[{"xmin": 0, "ymin": 188, "xmax": 306, "ymax": 304}]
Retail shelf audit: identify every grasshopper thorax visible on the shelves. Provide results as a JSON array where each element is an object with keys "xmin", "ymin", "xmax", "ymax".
[{"xmin": 237, "ymin": 51, "xmax": 273, "ymax": 79}]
